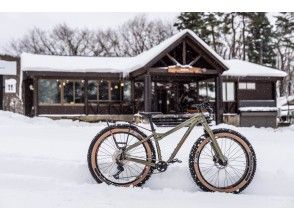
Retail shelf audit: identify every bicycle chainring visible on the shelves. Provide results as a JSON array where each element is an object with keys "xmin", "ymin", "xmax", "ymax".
[{"xmin": 155, "ymin": 161, "xmax": 168, "ymax": 172}]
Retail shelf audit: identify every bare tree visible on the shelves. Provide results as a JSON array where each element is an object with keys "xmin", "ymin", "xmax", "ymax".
[{"xmin": 5, "ymin": 15, "xmax": 175, "ymax": 57}]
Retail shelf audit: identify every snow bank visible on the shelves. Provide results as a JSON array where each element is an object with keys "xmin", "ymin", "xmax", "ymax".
[
  {"xmin": 239, "ymin": 107, "xmax": 278, "ymax": 112},
  {"xmin": 0, "ymin": 111, "xmax": 294, "ymax": 207}
]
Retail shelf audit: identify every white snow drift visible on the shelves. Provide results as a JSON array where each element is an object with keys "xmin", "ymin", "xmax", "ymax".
[{"xmin": 0, "ymin": 111, "xmax": 294, "ymax": 207}]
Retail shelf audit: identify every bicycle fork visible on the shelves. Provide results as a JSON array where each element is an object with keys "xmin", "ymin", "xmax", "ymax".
[{"xmin": 202, "ymin": 121, "xmax": 228, "ymax": 166}]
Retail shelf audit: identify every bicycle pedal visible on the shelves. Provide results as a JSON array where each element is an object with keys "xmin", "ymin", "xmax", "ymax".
[{"xmin": 169, "ymin": 159, "xmax": 182, "ymax": 164}]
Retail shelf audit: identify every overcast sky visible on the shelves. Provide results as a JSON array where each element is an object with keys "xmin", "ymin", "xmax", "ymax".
[{"xmin": 0, "ymin": 12, "xmax": 179, "ymax": 53}]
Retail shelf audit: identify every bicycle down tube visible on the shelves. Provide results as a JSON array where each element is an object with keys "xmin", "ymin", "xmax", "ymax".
[{"xmin": 124, "ymin": 113, "xmax": 226, "ymax": 166}]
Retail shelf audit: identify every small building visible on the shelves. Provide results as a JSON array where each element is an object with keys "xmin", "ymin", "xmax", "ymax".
[
  {"xmin": 0, "ymin": 55, "xmax": 22, "ymax": 113},
  {"xmin": 1, "ymin": 29, "xmax": 288, "ymax": 127}
]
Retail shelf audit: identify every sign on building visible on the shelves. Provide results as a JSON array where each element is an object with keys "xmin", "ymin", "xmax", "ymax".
[
  {"xmin": 0, "ymin": 60, "xmax": 17, "ymax": 75},
  {"xmin": 5, "ymin": 79, "xmax": 17, "ymax": 93}
]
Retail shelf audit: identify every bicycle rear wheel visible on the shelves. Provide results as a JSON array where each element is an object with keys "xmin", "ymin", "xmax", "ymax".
[
  {"xmin": 189, "ymin": 128, "xmax": 256, "ymax": 193},
  {"xmin": 87, "ymin": 124, "xmax": 156, "ymax": 187}
]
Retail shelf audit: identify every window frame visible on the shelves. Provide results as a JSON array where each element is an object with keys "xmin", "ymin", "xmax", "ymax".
[
  {"xmin": 38, "ymin": 79, "xmax": 126, "ymax": 106},
  {"xmin": 222, "ymin": 82, "xmax": 235, "ymax": 102},
  {"xmin": 38, "ymin": 79, "xmax": 85, "ymax": 106},
  {"xmin": 238, "ymin": 82, "xmax": 256, "ymax": 90}
]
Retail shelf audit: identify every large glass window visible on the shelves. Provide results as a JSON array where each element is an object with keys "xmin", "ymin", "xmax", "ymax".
[
  {"xmin": 111, "ymin": 81, "xmax": 120, "ymax": 101},
  {"xmin": 74, "ymin": 81, "xmax": 84, "ymax": 103},
  {"xmin": 87, "ymin": 80, "xmax": 98, "ymax": 100},
  {"xmin": 222, "ymin": 82, "xmax": 235, "ymax": 102},
  {"xmin": 198, "ymin": 81, "xmax": 215, "ymax": 102},
  {"xmin": 38, "ymin": 79, "xmax": 61, "ymax": 104},
  {"xmin": 63, "ymin": 81, "xmax": 74, "ymax": 104},
  {"xmin": 39, "ymin": 79, "xmax": 125, "ymax": 105},
  {"xmin": 123, "ymin": 81, "xmax": 131, "ymax": 101},
  {"xmin": 99, "ymin": 80, "xmax": 109, "ymax": 100},
  {"xmin": 63, "ymin": 80, "xmax": 84, "ymax": 104}
]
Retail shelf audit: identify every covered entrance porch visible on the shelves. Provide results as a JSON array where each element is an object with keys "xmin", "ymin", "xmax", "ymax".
[
  {"xmin": 133, "ymin": 72, "xmax": 224, "ymax": 124},
  {"xmin": 129, "ymin": 31, "xmax": 228, "ymax": 124}
]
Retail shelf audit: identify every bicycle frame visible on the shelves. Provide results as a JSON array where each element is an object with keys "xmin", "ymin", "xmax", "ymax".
[{"xmin": 124, "ymin": 112, "xmax": 227, "ymax": 167}]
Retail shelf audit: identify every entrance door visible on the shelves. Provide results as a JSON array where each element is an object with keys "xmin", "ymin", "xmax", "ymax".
[
  {"xmin": 156, "ymin": 82, "xmax": 178, "ymax": 114},
  {"xmin": 0, "ymin": 75, "xmax": 3, "ymax": 110}
]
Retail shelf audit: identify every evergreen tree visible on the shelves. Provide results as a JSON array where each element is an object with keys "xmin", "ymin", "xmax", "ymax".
[
  {"xmin": 246, "ymin": 13, "xmax": 276, "ymax": 66},
  {"xmin": 174, "ymin": 12, "xmax": 225, "ymax": 54},
  {"xmin": 274, "ymin": 12, "xmax": 294, "ymax": 95}
]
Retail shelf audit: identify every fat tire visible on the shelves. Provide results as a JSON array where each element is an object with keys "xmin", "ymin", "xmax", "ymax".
[
  {"xmin": 189, "ymin": 128, "xmax": 257, "ymax": 193},
  {"xmin": 87, "ymin": 124, "xmax": 156, "ymax": 187}
]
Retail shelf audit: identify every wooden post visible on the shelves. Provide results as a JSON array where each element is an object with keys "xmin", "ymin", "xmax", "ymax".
[
  {"xmin": 235, "ymin": 80, "xmax": 239, "ymax": 113},
  {"xmin": 144, "ymin": 73, "xmax": 152, "ymax": 112},
  {"xmin": 215, "ymin": 75, "xmax": 223, "ymax": 124},
  {"xmin": 84, "ymin": 79, "xmax": 88, "ymax": 115},
  {"xmin": 131, "ymin": 80, "xmax": 135, "ymax": 113},
  {"xmin": 33, "ymin": 77, "xmax": 38, "ymax": 116}
]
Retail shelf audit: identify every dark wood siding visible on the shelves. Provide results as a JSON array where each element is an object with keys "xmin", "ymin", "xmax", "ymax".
[{"xmin": 238, "ymin": 82, "xmax": 275, "ymax": 100}]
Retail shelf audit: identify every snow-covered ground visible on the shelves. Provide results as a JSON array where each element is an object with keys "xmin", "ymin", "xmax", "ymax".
[{"xmin": 0, "ymin": 111, "xmax": 294, "ymax": 207}]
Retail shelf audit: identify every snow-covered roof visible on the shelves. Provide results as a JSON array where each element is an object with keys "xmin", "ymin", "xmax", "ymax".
[
  {"xmin": 223, "ymin": 59, "xmax": 287, "ymax": 78},
  {"xmin": 21, "ymin": 29, "xmax": 228, "ymax": 77},
  {"xmin": 21, "ymin": 30, "xmax": 287, "ymax": 79}
]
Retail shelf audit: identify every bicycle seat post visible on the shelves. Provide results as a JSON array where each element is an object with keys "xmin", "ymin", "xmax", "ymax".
[{"xmin": 149, "ymin": 116, "xmax": 156, "ymax": 132}]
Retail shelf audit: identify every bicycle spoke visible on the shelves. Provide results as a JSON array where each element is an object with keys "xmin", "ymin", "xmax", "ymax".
[{"xmin": 198, "ymin": 136, "xmax": 247, "ymax": 189}]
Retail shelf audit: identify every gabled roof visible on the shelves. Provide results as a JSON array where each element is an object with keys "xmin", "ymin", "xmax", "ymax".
[
  {"xmin": 21, "ymin": 29, "xmax": 229, "ymax": 77},
  {"xmin": 223, "ymin": 59, "xmax": 287, "ymax": 78}
]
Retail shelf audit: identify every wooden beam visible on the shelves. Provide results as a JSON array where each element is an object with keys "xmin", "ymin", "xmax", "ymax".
[
  {"xmin": 167, "ymin": 54, "xmax": 181, "ymax": 66},
  {"xmin": 186, "ymin": 39, "xmax": 222, "ymax": 72},
  {"xmin": 189, "ymin": 55, "xmax": 201, "ymax": 66},
  {"xmin": 182, "ymin": 41, "xmax": 186, "ymax": 65}
]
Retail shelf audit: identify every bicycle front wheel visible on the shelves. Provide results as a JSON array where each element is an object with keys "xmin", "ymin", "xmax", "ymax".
[
  {"xmin": 87, "ymin": 124, "xmax": 156, "ymax": 187},
  {"xmin": 189, "ymin": 128, "xmax": 256, "ymax": 193}
]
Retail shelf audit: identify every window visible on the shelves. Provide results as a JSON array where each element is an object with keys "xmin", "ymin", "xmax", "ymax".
[
  {"xmin": 238, "ymin": 82, "xmax": 256, "ymax": 90},
  {"xmin": 87, "ymin": 80, "xmax": 98, "ymax": 100},
  {"xmin": 222, "ymin": 82, "xmax": 235, "ymax": 102},
  {"xmin": 111, "ymin": 81, "xmax": 120, "ymax": 101},
  {"xmin": 63, "ymin": 80, "xmax": 84, "ymax": 104},
  {"xmin": 247, "ymin": 83, "xmax": 256, "ymax": 90},
  {"xmin": 38, "ymin": 79, "xmax": 61, "ymax": 104},
  {"xmin": 99, "ymin": 80, "xmax": 109, "ymax": 100},
  {"xmin": 123, "ymin": 81, "xmax": 131, "ymax": 101},
  {"xmin": 5, "ymin": 79, "xmax": 17, "ymax": 93},
  {"xmin": 198, "ymin": 81, "xmax": 215, "ymax": 102},
  {"xmin": 63, "ymin": 81, "xmax": 74, "ymax": 103},
  {"xmin": 74, "ymin": 81, "xmax": 84, "ymax": 103}
]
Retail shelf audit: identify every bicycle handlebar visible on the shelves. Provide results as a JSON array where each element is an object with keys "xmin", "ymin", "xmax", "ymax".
[{"xmin": 193, "ymin": 102, "xmax": 214, "ymax": 115}]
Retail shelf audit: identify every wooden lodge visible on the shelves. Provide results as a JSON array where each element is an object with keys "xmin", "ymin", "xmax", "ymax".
[{"xmin": 1, "ymin": 29, "xmax": 288, "ymax": 127}]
